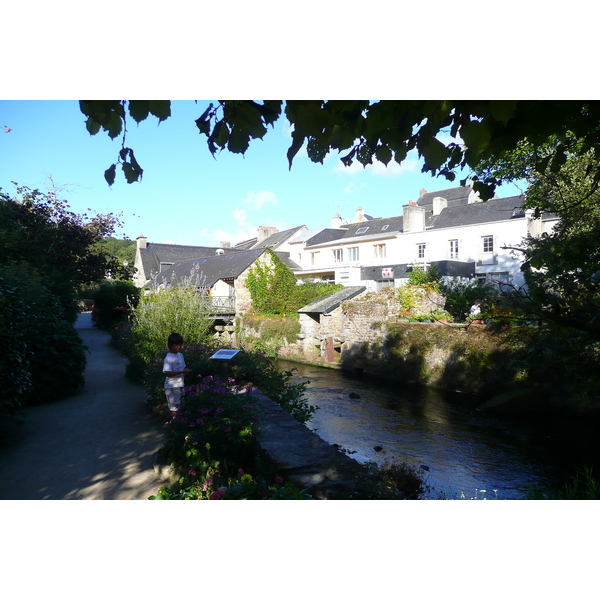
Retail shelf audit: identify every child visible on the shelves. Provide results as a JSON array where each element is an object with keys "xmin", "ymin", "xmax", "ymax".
[{"xmin": 163, "ymin": 332, "xmax": 191, "ymax": 416}]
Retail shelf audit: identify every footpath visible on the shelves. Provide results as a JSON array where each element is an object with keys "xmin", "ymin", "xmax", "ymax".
[
  {"xmin": 1, "ymin": 313, "xmax": 370, "ymax": 500},
  {"xmin": 0, "ymin": 313, "xmax": 166, "ymax": 500}
]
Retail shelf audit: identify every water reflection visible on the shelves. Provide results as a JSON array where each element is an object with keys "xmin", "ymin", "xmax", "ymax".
[{"xmin": 279, "ymin": 360, "xmax": 600, "ymax": 499}]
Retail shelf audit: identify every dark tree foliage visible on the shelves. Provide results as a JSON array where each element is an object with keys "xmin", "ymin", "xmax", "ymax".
[
  {"xmin": 0, "ymin": 183, "xmax": 123, "ymax": 321},
  {"xmin": 81, "ymin": 100, "xmax": 600, "ymax": 200}
]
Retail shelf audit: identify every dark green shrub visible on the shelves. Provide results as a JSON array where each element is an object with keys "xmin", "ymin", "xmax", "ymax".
[
  {"xmin": 0, "ymin": 263, "xmax": 87, "ymax": 413},
  {"xmin": 91, "ymin": 279, "xmax": 139, "ymax": 330},
  {"xmin": 0, "ymin": 270, "xmax": 32, "ymax": 419}
]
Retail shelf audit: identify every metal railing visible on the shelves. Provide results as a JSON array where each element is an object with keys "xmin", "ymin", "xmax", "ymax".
[{"xmin": 198, "ymin": 296, "xmax": 236, "ymax": 314}]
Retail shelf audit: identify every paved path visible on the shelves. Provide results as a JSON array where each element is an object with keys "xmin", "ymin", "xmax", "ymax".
[{"xmin": 0, "ymin": 313, "xmax": 166, "ymax": 500}]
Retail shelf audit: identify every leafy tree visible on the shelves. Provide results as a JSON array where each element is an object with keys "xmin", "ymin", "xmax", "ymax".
[
  {"xmin": 0, "ymin": 183, "xmax": 123, "ymax": 321},
  {"xmin": 94, "ymin": 236, "xmax": 136, "ymax": 279},
  {"xmin": 475, "ymin": 144, "xmax": 600, "ymax": 338},
  {"xmin": 81, "ymin": 100, "xmax": 600, "ymax": 200}
]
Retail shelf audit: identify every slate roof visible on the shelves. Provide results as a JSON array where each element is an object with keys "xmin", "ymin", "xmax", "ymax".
[
  {"xmin": 306, "ymin": 216, "xmax": 404, "ymax": 248},
  {"xmin": 139, "ymin": 243, "xmax": 241, "ymax": 280},
  {"xmin": 250, "ymin": 225, "xmax": 307, "ymax": 249},
  {"xmin": 149, "ymin": 249, "xmax": 300, "ymax": 290},
  {"xmin": 417, "ymin": 185, "xmax": 473, "ymax": 210},
  {"xmin": 297, "ymin": 286, "xmax": 366, "ymax": 314},
  {"xmin": 429, "ymin": 195, "xmax": 526, "ymax": 229}
]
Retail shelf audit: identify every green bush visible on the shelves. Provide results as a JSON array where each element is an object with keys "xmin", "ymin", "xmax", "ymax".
[
  {"xmin": 124, "ymin": 281, "xmax": 214, "ymax": 380},
  {"xmin": 0, "ymin": 263, "xmax": 87, "ymax": 415},
  {"xmin": 0, "ymin": 270, "xmax": 32, "ymax": 418},
  {"xmin": 440, "ymin": 278, "xmax": 493, "ymax": 322},
  {"xmin": 91, "ymin": 279, "xmax": 139, "ymax": 330}
]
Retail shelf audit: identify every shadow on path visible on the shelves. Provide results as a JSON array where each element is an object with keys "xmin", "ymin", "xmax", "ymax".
[{"xmin": 0, "ymin": 313, "xmax": 166, "ymax": 500}]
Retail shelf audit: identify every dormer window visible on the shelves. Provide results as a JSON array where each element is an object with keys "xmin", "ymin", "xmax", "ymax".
[
  {"xmin": 356, "ymin": 227, "xmax": 369, "ymax": 234},
  {"xmin": 382, "ymin": 225, "xmax": 389, "ymax": 231}
]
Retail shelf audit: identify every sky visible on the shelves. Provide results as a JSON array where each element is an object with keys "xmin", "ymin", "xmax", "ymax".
[{"xmin": 0, "ymin": 100, "xmax": 526, "ymax": 248}]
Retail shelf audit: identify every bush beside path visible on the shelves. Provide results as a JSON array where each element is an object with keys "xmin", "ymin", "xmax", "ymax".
[{"xmin": 0, "ymin": 313, "xmax": 166, "ymax": 500}]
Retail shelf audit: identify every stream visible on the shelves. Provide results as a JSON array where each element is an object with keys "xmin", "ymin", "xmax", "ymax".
[{"xmin": 278, "ymin": 360, "xmax": 600, "ymax": 499}]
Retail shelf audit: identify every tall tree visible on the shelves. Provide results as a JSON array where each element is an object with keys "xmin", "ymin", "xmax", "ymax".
[{"xmin": 474, "ymin": 141, "xmax": 600, "ymax": 338}]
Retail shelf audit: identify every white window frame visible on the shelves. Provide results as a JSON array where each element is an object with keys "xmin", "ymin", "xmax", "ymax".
[
  {"xmin": 449, "ymin": 239, "xmax": 459, "ymax": 260},
  {"xmin": 373, "ymin": 243, "xmax": 386, "ymax": 259},
  {"xmin": 310, "ymin": 251, "xmax": 320, "ymax": 266},
  {"xmin": 347, "ymin": 247, "xmax": 359, "ymax": 262},
  {"xmin": 417, "ymin": 243, "xmax": 426, "ymax": 259},
  {"xmin": 332, "ymin": 248, "xmax": 343, "ymax": 263},
  {"xmin": 483, "ymin": 236, "xmax": 494, "ymax": 254}
]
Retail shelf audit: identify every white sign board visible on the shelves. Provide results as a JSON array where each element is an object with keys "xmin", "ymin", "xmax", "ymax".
[
  {"xmin": 210, "ymin": 349, "xmax": 241, "ymax": 360},
  {"xmin": 381, "ymin": 268, "xmax": 393, "ymax": 278}
]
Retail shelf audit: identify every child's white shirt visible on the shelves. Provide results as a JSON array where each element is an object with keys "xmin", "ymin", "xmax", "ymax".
[{"xmin": 163, "ymin": 352, "xmax": 186, "ymax": 389}]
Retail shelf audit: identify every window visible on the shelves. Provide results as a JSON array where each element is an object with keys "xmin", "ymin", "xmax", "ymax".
[
  {"xmin": 310, "ymin": 251, "xmax": 320, "ymax": 265},
  {"xmin": 347, "ymin": 247, "xmax": 359, "ymax": 262},
  {"xmin": 373, "ymin": 244, "xmax": 386, "ymax": 259},
  {"xmin": 449, "ymin": 239, "xmax": 459, "ymax": 259},
  {"xmin": 417, "ymin": 243, "xmax": 426, "ymax": 259},
  {"xmin": 382, "ymin": 224, "xmax": 389, "ymax": 231},
  {"xmin": 488, "ymin": 272, "xmax": 510, "ymax": 289},
  {"xmin": 483, "ymin": 236, "xmax": 494, "ymax": 253},
  {"xmin": 332, "ymin": 249, "xmax": 343, "ymax": 263},
  {"xmin": 340, "ymin": 271, "xmax": 350, "ymax": 280},
  {"xmin": 159, "ymin": 262, "xmax": 174, "ymax": 272},
  {"xmin": 356, "ymin": 227, "xmax": 369, "ymax": 234}
]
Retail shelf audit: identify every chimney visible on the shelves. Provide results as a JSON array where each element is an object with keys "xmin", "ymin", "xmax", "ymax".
[
  {"xmin": 331, "ymin": 211, "xmax": 343, "ymax": 228},
  {"xmin": 257, "ymin": 225, "xmax": 278, "ymax": 244},
  {"xmin": 432, "ymin": 196, "xmax": 447, "ymax": 216},
  {"xmin": 419, "ymin": 188, "xmax": 427, "ymax": 199},
  {"xmin": 403, "ymin": 204, "xmax": 426, "ymax": 233},
  {"xmin": 220, "ymin": 241, "xmax": 231, "ymax": 248},
  {"xmin": 352, "ymin": 206, "xmax": 368, "ymax": 223},
  {"xmin": 468, "ymin": 187, "xmax": 482, "ymax": 204},
  {"xmin": 136, "ymin": 234, "xmax": 147, "ymax": 250}
]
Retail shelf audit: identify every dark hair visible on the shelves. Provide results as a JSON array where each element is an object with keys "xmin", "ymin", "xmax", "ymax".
[{"xmin": 168, "ymin": 332, "xmax": 184, "ymax": 347}]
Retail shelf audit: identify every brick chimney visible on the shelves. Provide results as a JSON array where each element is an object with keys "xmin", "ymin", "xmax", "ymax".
[{"xmin": 136, "ymin": 234, "xmax": 147, "ymax": 249}]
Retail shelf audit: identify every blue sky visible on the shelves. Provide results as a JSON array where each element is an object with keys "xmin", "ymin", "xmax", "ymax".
[{"xmin": 1, "ymin": 100, "xmax": 526, "ymax": 248}]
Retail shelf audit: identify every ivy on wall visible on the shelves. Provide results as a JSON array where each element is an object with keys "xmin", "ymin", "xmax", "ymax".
[{"xmin": 246, "ymin": 249, "xmax": 343, "ymax": 315}]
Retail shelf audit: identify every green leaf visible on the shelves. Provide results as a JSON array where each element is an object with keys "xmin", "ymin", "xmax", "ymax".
[
  {"xmin": 105, "ymin": 111, "xmax": 123, "ymax": 140},
  {"xmin": 375, "ymin": 144, "xmax": 392, "ymax": 165},
  {"xmin": 148, "ymin": 100, "xmax": 171, "ymax": 122},
  {"xmin": 460, "ymin": 120, "xmax": 491, "ymax": 159},
  {"xmin": 85, "ymin": 117, "xmax": 101, "ymax": 136},
  {"xmin": 195, "ymin": 104, "xmax": 214, "ymax": 136},
  {"xmin": 420, "ymin": 137, "xmax": 449, "ymax": 171},
  {"xmin": 122, "ymin": 160, "xmax": 143, "ymax": 184},
  {"xmin": 104, "ymin": 164, "xmax": 116, "ymax": 186},
  {"xmin": 128, "ymin": 100, "xmax": 150, "ymax": 123}
]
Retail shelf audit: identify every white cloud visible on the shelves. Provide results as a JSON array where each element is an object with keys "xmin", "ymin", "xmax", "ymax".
[
  {"xmin": 343, "ymin": 181, "xmax": 366, "ymax": 194},
  {"xmin": 211, "ymin": 207, "xmax": 256, "ymax": 246},
  {"xmin": 242, "ymin": 190, "xmax": 278, "ymax": 210}
]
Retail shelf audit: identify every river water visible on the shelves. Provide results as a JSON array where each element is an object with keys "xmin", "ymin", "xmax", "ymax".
[{"xmin": 278, "ymin": 360, "xmax": 600, "ymax": 500}]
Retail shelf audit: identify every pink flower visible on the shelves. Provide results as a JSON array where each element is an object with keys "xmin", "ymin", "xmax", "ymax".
[
  {"xmin": 238, "ymin": 468, "xmax": 244, "ymax": 476},
  {"xmin": 189, "ymin": 469, "xmax": 197, "ymax": 476}
]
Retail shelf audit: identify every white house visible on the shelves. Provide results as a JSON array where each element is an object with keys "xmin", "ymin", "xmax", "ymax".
[{"xmin": 287, "ymin": 185, "xmax": 559, "ymax": 292}]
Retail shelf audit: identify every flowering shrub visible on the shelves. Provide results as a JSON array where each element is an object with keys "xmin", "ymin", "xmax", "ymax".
[
  {"xmin": 163, "ymin": 375, "xmax": 259, "ymax": 472},
  {"xmin": 149, "ymin": 466, "xmax": 312, "ymax": 500}
]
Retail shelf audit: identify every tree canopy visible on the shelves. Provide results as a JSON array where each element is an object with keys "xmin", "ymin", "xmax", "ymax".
[{"xmin": 80, "ymin": 100, "xmax": 600, "ymax": 199}]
